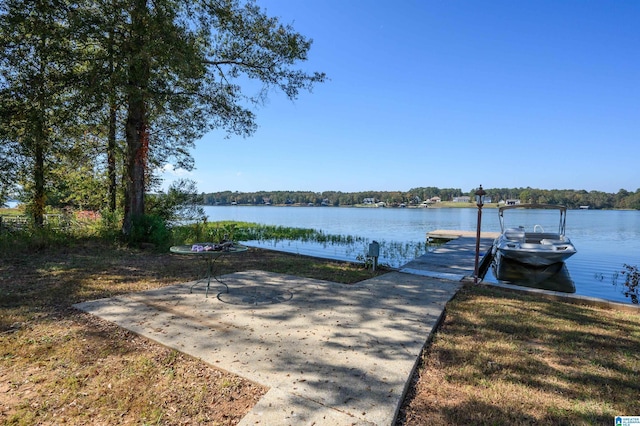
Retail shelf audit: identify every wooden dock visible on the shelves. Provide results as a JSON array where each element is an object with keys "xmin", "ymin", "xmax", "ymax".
[
  {"xmin": 401, "ymin": 233, "xmax": 496, "ymax": 281},
  {"xmin": 427, "ymin": 229, "xmax": 499, "ymax": 241}
]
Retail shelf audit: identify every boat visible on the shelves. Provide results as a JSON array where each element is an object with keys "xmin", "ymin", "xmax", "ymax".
[{"xmin": 493, "ymin": 204, "xmax": 577, "ymax": 266}]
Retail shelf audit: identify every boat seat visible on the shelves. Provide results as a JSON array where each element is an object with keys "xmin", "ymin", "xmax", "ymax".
[
  {"xmin": 525, "ymin": 233, "xmax": 560, "ymax": 243},
  {"xmin": 504, "ymin": 228, "xmax": 525, "ymax": 242},
  {"xmin": 541, "ymin": 238, "xmax": 564, "ymax": 245}
]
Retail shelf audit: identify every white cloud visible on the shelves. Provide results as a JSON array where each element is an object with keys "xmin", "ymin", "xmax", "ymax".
[{"xmin": 161, "ymin": 164, "xmax": 192, "ymax": 177}]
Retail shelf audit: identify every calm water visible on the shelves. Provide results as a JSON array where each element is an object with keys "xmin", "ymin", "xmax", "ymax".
[{"xmin": 203, "ymin": 205, "xmax": 640, "ymax": 304}]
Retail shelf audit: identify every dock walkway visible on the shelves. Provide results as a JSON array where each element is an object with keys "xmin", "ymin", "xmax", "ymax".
[
  {"xmin": 401, "ymin": 232, "xmax": 496, "ymax": 281},
  {"xmin": 427, "ymin": 229, "xmax": 499, "ymax": 241}
]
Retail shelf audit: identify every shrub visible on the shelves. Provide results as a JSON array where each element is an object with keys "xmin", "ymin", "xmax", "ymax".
[
  {"xmin": 170, "ymin": 221, "xmax": 238, "ymax": 245},
  {"xmin": 127, "ymin": 214, "xmax": 171, "ymax": 250},
  {"xmin": 0, "ymin": 223, "xmax": 71, "ymax": 254},
  {"xmin": 146, "ymin": 179, "xmax": 204, "ymax": 226},
  {"xmin": 94, "ymin": 210, "xmax": 123, "ymax": 242}
]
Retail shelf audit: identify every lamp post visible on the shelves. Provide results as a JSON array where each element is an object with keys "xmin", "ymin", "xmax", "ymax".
[{"xmin": 473, "ymin": 185, "xmax": 487, "ymax": 284}]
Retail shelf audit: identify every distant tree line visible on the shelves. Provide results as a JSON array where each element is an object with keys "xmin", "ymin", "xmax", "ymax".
[{"xmin": 201, "ymin": 187, "xmax": 640, "ymax": 210}]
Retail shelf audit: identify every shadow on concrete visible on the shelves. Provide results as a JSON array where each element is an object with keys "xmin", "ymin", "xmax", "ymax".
[{"xmin": 74, "ymin": 270, "xmax": 461, "ymax": 425}]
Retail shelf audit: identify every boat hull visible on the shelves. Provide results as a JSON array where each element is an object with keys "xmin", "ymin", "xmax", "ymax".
[
  {"xmin": 493, "ymin": 235, "xmax": 577, "ymax": 266},
  {"xmin": 495, "ymin": 244, "xmax": 576, "ymax": 266}
]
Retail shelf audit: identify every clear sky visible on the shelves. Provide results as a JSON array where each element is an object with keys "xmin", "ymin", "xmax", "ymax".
[{"xmin": 161, "ymin": 0, "xmax": 639, "ymax": 194}]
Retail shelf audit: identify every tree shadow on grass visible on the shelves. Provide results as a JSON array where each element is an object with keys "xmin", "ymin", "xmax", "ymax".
[
  {"xmin": 397, "ymin": 285, "xmax": 640, "ymax": 425},
  {"xmin": 0, "ymin": 240, "xmax": 383, "ymax": 331}
]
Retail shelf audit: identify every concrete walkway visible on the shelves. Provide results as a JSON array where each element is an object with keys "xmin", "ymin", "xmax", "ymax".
[{"xmin": 74, "ymin": 270, "xmax": 462, "ymax": 425}]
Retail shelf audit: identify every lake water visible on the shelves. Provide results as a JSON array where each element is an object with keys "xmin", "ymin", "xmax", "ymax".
[{"xmin": 203, "ymin": 205, "xmax": 640, "ymax": 305}]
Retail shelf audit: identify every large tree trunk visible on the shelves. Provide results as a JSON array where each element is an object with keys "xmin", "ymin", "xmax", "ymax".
[
  {"xmin": 123, "ymin": 101, "xmax": 147, "ymax": 235},
  {"xmin": 122, "ymin": 0, "xmax": 150, "ymax": 236}
]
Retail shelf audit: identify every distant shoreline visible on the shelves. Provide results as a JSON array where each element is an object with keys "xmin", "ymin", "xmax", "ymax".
[
  {"xmin": 205, "ymin": 202, "xmax": 499, "ymax": 209},
  {"xmin": 201, "ymin": 203, "xmax": 638, "ymax": 211}
]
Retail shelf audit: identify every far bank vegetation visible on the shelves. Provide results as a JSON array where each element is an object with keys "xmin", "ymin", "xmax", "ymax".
[{"xmin": 202, "ymin": 187, "xmax": 640, "ymax": 210}]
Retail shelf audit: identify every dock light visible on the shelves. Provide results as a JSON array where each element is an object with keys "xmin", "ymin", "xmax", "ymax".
[{"xmin": 474, "ymin": 185, "xmax": 487, "ymax": 284}]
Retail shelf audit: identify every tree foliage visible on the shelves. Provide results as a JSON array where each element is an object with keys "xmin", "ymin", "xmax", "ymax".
[
  {"xmin": 0, "ymin": 0, "xmax": 78, "ymax": 224},
  {"xmin": 110, "ymin": 0, "xmax": 325, "ymax": 234},
  {"xmin": 0, "ymin": 0, "xmax": 325, "ymax": 237},
  {"xmin": 146, "ymin": 179, "xmax": 204, "ymax": 225}
]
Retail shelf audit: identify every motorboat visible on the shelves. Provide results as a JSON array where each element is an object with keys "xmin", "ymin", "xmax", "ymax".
[{"xmin": 493, "ymin": 204, "xmax": 577, "ymax": 266}]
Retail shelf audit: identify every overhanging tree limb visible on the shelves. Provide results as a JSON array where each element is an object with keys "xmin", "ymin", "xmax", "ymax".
[{"xmin": 118, "ymin": 0, "xmax": 325, "ymax": 236}]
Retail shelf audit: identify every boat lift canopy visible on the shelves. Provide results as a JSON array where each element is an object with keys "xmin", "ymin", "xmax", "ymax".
[{"xmin": 498, "ymin": 203, "xmax": 568, "ymax": 236}]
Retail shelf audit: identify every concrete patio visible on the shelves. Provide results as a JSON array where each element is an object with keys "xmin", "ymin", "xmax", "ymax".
[{"xmin": 74, "ymin": 269, "xmax": 462, "ymax": 425}]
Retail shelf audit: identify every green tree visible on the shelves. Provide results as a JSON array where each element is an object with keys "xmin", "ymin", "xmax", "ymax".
[
  {"xmin": 146, "ymin": 178, "xmax": 204, "ymax": 225},
  {"xmin": 47, "ymin": 129, "xmax": 109, "ymax": 211},
  {"xmin": 0, "ymin": 0, "xmax": 76, "ymax": 225},
  {"xmin": 75, "ymin": 0, "xmax": 130, "ymax": 213},
  {"xmin": 2, "ymin": 0, "xmax": 324, "ymax": 236},
  {"xmin": 108, "ymin": 0, "xmax": 325, "ymax": 235},
  {"xmin": 0, "ymin": 134, "xmax": 19, "ymax": 205},
  {"xmin": 628, "ymin": 190, "xmax": 640, "ymax": 210}
]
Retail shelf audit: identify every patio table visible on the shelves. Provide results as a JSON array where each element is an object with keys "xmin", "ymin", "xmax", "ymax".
[{"xmin": 169, "ymin": 243, "xmax": 248, "ymax": 297}]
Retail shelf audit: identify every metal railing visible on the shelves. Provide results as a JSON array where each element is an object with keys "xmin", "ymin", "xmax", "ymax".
[{"xmin": 0, "ymin": 214, "xmax": 69, "ymax": 232}]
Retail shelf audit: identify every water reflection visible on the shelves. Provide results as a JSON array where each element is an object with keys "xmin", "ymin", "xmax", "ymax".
[
  {"xmin": 244, "ymin": 236, "xmax": 640, "ymax": 303},
  {"xmin": 243, "ymin": 238, "xmax": 428, "ymax": 269},
  {"xmin": 490, "ymin": 255, "xmax": 576, "ymax": 293}
]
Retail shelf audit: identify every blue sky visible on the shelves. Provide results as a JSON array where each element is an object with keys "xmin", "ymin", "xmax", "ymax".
[{"xmin": 162, "ymin": 0, "xmax": 639, "ymax": 194}]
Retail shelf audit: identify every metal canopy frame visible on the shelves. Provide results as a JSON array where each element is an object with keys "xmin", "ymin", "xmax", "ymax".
[{"xmin": 498, "ymin": 203, "xmax": 568, "ymax": 236}]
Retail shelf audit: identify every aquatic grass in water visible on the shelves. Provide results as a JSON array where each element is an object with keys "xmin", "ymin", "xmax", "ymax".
[
  {"xmin": 173, "ymin": 221, "xmax": 428, "ymax": 268},
  {"xmin": 615, "ymin": 264, "xmax": 640, "ymax": 304},
  {"xmin": 252, "ymin": 230, "xmax": 431, "ymax": 268},
  {"xmin": 593, "ymin": 263, "xmax": 640, "ymax": 304},
  {"xmin": 173, "ymin": 221, "xmax": 364, "ymax": 245}
]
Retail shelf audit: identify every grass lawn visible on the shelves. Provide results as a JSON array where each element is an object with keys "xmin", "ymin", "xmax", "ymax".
[
  {"xmin": 398, "ymin": 286, "xmax": 640, "ymax": 425},
  {"xmin": 1, "ymin": 240, "xmax": 639, "ymax": 425}
]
